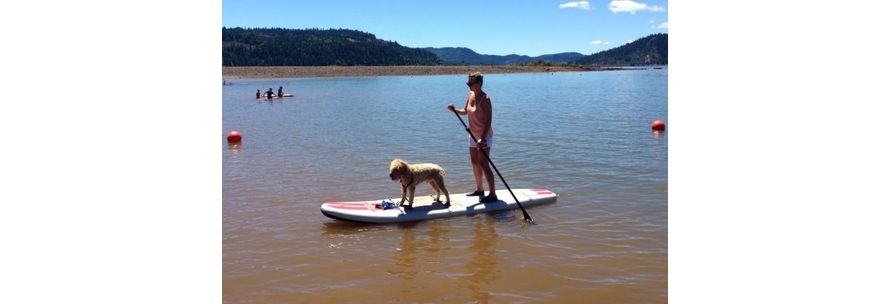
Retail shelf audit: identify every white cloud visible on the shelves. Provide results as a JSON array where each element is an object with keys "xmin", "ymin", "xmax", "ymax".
[
  {"xmin": 625, "ymin": 40, "xmax": 635, "ymax": 44},
  {"xmin": 590, "ymin": 40, "xmax": 611, "ymax": 45},
  {"xmin": 609, "ymin": 0, "xmax": 665, "ymax": 14},
  {"xmin": 559, "ymin": 1, "xmax": 591, "ymax": 10},
  {"xmin": 657, "ymin": 22, "xmax": 668, "ymax": 29}
]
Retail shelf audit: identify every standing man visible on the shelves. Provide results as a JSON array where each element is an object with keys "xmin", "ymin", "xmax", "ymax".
[{"xmin": 447, "ymin": 72, "xmax": 498, "ymax": 203}]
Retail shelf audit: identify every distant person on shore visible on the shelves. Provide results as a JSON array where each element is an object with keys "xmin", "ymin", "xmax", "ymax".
[
  {"xmin": 256, "ymin": 89, "xmax": 261, "ymax": 99},
  {"xmin": 278, "ymin": 86, "xmax": 284, "ymax": 97},
  {"xmin": 447, "ymin": 72, "xmax": 497, "ymax": 203},
  {"xmin": 266, "ymin": 88, "xmax": 274, "ymax": 99}
]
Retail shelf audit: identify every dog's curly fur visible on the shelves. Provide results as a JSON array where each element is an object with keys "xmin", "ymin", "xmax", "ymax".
[{"xmin": 389, "ymin": 159, "xmax": 451, "ymax": 209}]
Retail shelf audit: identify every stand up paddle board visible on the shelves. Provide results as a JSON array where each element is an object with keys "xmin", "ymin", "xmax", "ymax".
[
  {"xmin": 260, "ymin": 94, "xmax": 294, "ymax": 98},
  {"xmin": 321, "ymin": 188, "xmax": 557, "ymax": 223}
]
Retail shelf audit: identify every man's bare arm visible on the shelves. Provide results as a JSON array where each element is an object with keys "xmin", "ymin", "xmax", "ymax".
[{"xmin": 448, "ymin": 93, "xmax": 472, "ymax": 115}]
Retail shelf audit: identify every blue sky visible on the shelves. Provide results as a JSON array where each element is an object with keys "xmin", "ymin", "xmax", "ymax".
[{"xmin": 222, "ymin": 0, "xmax": 668, "ymax": 56}]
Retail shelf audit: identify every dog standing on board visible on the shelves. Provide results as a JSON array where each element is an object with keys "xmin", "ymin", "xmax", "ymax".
[{"xmin": 389, "ymin": 159, "xmax": 451, "ymax": 209}]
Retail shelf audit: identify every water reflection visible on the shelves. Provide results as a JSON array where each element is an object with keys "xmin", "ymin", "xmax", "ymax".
[
  {"xmin": 227, "ymin": 143, "xmax": 241, "ymax": 164},
  {"xmin": 386, "ymin": 222, "xmax": 451, "ymax": 289},
  {"xmin": 652, "ymin": 130, "xmax": 664, "ymax": 142},
  {"xmin": 464, "ymin": 217, "xmax": 498, "ymax": 303},
  {"xmin": 320, "ymin": 221, "xmax": 387, "ymax": 237},
  {"xmin": 256, "ymin": 98, "xmax": 281, "ymax": 104},
  {"xmin": 424, "ymin": 222, "xmax": 448, "ymax": 255},
  {"xmin": 391, "ymin": 224, "xmax": 418, "ymax": 281}
]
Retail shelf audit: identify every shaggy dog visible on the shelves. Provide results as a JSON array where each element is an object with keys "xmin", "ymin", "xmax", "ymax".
[{"xmin": 389, "ymin": 159, "xmax": 451, "ymax": 209}]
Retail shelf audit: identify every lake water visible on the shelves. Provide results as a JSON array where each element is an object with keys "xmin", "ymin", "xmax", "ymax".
[{"xmin": 223, "ymin": 69, "xmax": 667, "ymax": 303}]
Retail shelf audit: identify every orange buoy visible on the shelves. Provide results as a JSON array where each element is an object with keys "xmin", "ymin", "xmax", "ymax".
[
  {"xmin": 651, "ymin": 120, "xmax": 666, "ymax": 131},
  {"xmin": 227, "ymin": 131, "xmax": 242, "ymax": 143}
]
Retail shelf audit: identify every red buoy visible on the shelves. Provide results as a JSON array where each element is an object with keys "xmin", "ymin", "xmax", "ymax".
[
  {"xmin": 227, "ymin": 131, "xmax": 242, "ymax": 143},
  {"xmin": 651, "ymin": 120, "xmax": 666, "ymax": 131}
]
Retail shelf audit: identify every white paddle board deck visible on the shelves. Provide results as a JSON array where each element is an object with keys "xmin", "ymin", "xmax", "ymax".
[{"xmin": 321, "ymin": 188, "xmax": 557, "ymax": 223}]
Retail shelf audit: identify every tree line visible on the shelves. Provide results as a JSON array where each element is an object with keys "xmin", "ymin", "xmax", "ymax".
[
  {"xmin": 222, "ymin": 27, "xmax": 667, "ymax": 67},
  {"xmin": 575, "ymin": 33, "xmax": 668, "ymax": 66},
  {"xmin": 222, "ymin": 27, "xmax": 440, "ymax": 66}
]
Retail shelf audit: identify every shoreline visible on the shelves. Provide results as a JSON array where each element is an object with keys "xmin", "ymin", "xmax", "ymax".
[{"xmin": 222, "ymin": 65, "xmax": 634, "ymax": 79}]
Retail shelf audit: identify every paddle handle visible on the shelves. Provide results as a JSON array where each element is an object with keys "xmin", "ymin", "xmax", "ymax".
[{"xmin": 451, "ymin": 109, "xmax": 533, "ymax": 222}]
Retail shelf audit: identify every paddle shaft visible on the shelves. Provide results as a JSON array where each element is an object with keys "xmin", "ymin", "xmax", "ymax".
[{"xmin": 450, "ymin": 109, "xmax": 533, "ymax": 222}]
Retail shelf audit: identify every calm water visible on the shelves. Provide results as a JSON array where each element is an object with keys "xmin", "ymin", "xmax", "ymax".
[{"xmin": 223, "ymin": 69, "xmax": 667, "ymax": 303}]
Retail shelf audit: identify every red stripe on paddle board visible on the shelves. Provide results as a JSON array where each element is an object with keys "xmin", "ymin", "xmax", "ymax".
[
  {"xmin": 329, "ymin": 200, "xmax": 390, "ymax": 205},
  {"xmin": 326, "ymin": 203, "xmax": 374, "ymax": 210},
  {"xmin": 531, "ymin": 188, "xmax": 553, "ymax": 195},
  {"xmin": 326, "ymin": 201, "xmax": 368, "ymax": 205}
]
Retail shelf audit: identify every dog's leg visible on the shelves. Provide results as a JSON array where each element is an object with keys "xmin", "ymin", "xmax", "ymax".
[
  {"xmin": 430, "ymin": 181, "xmax": 442, "ymax": 203},
  {"xmin": 407, "ymin": 186, "xmax": 415, "ymax": 209},
  {"xmin": 437, "ymin": 176, "xmax": 451, "ymax": 207},
  {"xmin": 399, "ymin": 184, "xmax": 407, "ymax": 206}
]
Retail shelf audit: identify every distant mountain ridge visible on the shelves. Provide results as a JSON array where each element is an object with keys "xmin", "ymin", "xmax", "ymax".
[
  {"xmin": 222, "ymin": 27, "xmax": 440, "ymax": 66},
  {"xmin": 575, "ymin": 33, "xmax": 667, "ymax": 66},
  {"xmin": 221, "ymin": 27, "xmax": 666, "ymax": 67},
  {"xmin": 422, "ymin": 47, "xmax": 585, "ymax": 65}
]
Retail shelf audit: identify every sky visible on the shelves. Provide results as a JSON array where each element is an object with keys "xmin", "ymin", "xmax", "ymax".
[{"xmin": 222, "ymin": 0, "xmax": 668, "ymax": 57}]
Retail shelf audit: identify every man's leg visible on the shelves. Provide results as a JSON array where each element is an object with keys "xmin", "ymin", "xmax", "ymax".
[
  {"xmin": 470, "ymin": 147, "xmax": 484, "ymax": 193},
  {"xmin": 480, "ymin": 147, "xmax": 497, "ymax": 201}
]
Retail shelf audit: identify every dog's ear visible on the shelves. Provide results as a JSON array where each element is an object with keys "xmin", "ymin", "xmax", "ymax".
[
  {"xmin": 390, "ymin": 159, "xmax": 402, "ymax": 173},
  {"xmin": 397, "ymin": 160, "xmax": 409, "ymax": 175}
]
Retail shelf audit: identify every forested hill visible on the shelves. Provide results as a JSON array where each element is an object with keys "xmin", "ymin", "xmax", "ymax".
[
  {"xmin": 575, "ymin": 33, "xmax": 668, "ymax": 66},
  {"xmin": 222, "ymin": 27, "xmax": 440, "ymax": 66},
  {"xmin": 422, "ymin": 47, "xmax": 584, "ymax": 65},
  {"xmin": 222, "ymin": 27, "xmax": 667, "ymax": 67}
]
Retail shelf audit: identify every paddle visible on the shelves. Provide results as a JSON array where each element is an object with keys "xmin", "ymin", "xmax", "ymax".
[{"xmin": 450, "ymin": 108, "xmax": 534, "ymax": 223}]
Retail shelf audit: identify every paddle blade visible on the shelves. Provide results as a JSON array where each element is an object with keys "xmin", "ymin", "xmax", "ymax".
[{"xmin": 521, "ymin": 210, "xmax": 534, "ymax": 223}]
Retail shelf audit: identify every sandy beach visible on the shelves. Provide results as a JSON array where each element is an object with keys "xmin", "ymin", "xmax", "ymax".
[{"xmin": 222, "ymin": 65, "xmax": 628, "ymax": 79}]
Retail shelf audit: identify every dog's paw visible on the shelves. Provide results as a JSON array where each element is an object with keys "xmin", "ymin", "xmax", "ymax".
[{"xmin": 443, "ymin": 202, "xmax": 451, "ymax": 208}]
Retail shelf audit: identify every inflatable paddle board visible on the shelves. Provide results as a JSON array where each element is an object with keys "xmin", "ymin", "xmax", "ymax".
[{"xmin": 321, "ymin": 188, "xmax": 556, "ymax": 223}]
